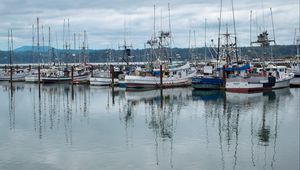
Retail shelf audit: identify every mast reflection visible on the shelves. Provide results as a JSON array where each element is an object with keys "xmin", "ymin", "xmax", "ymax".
[
  {"xmin": 192, "ymin": 88, "xmax": 292, "ymax": 170},
  {"xmin": 121, "ymin": 88, "xmax": 191, "ymax": 168},
  {"xmin": 29, "ymin": 84, "xmax": 91, "ymax": 144}
]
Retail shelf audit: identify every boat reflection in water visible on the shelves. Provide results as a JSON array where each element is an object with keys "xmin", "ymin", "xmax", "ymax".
[{"xmin": 0, "ymin": 82, "xmax": 298, "ymax": 170}]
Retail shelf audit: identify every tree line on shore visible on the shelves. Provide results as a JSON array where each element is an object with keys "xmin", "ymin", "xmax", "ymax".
[{"xmin": 0, "ymin": 45, "xmax": 297, "ymax": 64}]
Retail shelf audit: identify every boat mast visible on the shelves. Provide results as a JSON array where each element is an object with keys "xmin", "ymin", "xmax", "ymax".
[
  {"xmin": 270, "ymin": 8, "xmax": 276, "ymax": 61},
  {"xmin": 7, "ymin": 30, "xmax": 10, "ymax": 66},
  {"xmin": 168, "ymin": 3, "xmax": 172, "ymax": 61},
  {"xmin": 154, "ymin": 5, "xmax": 156, "ymax": 39},
  {"xmin": 37, "ymin": 17, "xmax": 40, "ymax": 65},
  {"xmin": 217, "ymin": 0, "xmax": 223, "ymax": 68},
  {"xmin": 250, "ymin": 11, "xmax": 252, "ymax": 47},
  {"xmin": 48, "ymin": 27, "xmax": 51, "ymax": 63},
  {"xmin": 204, "ymin": 18, "xmax": 207, "ymax": 62},
  {"xmin": 42, "ymin": 25, "xmax": 45, "ymax": 64},
  {"xmin": 11, "ymin": 30, "xmax": 13, "ymax": 64},
  {"xmin": 63, "ymin": 19, "xmax": 65, "ymax": 51},
  {"xmin": 83, "ymin": 30, "xmax": 87, "ymax": 63},
  {"xmin": 270, "ymin": 8, "xmax": 276, "ymax": 45},
  {"xmin": 73, "ymin": 33, "xmax": 76, "ymax": 64},
  {"xmin": 297, "ymin": 0, "xmax": 300, "ymax": 64},
  {"xmin": 8, "ymin": 30, "xmax": 13, "ymax": 66},
  {"xmin": 67, "ymin": 18, "xmax": 70, "ymax": 62},
  {"xmin": 231, "ymin": 0, "xmax": 238, "ymax": 63},
  {"xmin": 249, "ymin": 10, "xmax": 252, "ymax": 62},
  {"xmin": 32, "ymin": 24, "xmax": 35, "ymax": 64}
]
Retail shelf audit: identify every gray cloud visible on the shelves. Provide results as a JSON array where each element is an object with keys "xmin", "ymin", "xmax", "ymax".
[{"xmin": 0, "ymin": 0, "xmax": 298, "ymax": 50}]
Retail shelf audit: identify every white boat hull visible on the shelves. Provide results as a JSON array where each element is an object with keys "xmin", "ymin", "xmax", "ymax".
[
  {"xmin": 42, "ymin": 77, "xmax": 72, "ymax": 83},
  {"xmin": 124, "ymin": 75, "xmax": 193, "ymax": 88},
  {"xmin": 272, "ymin": 74, "xmax": 294, "ymax": 89},
  {"xmin": 225, "ymin": 77, "xmax": 274, "ymax": 93},
  {"xmin": 25, "ymin": 75, "xmax": 40, "ymax": 83},
  {"xmin": 72, "ymin": 75, "xmax": 90, "ymax": 84},
  {"xmin": 89, "ymin": 77, "xmax": 118, "ymax": 86},
  {"xmin": 0, "ymin": 75, "xmax": 26, "ymax": 82}
]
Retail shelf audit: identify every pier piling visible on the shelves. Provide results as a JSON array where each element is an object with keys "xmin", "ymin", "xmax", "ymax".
[
  {"xmin": 10, "ymin": 66, "xmax": 13, "ymax": 82},
  {"xmin": 160, "ymin": 65, "xmax": 163, "ymax": 88},
  {"xmin": 110, "ymin": 65, "xmax": 114, "ymax": 87},
  {"xmin": 38, "ymin": 65, "xmax": 41, "ymax": 84},
  {"xmin": 71, "ymin": 66, "xmax": 74, "ymax": 84},
  {"xmin": 90, "ymin": 65, "xmax": 94, "ymax": 77}
]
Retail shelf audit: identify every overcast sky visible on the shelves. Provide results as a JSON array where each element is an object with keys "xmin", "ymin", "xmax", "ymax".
[{"xmin": 0, "ymin": 0, "xmax": 298, "ymax": 50}]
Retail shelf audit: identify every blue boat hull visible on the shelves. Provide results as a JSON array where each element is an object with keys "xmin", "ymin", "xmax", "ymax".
[{"xmin": 192, "ymin": 76, "xmax": 224, "ymax": 90}]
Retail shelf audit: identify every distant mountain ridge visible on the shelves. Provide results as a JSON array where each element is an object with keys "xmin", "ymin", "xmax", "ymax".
[
  {"xmin": 14, "ymin": 46, "xmax": 52, "ymax": 52},
  {"xmin": 0, "ymin": 45, "xmax": 297, "ymax": 64}
]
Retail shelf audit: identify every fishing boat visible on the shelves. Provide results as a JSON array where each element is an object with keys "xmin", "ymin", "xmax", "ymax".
[
  {"xmin": 42, "ymin": 67, "xmax": 71, "ymax": 83},
  {"xmin": 264, "ymin": 64, "xmax": 294, "ymax": 89},
  {"xmin": 89, "ymin": 67, "xmax": 121, "ymax": 86},
  {"xmin": 25, "ymin": 67, "xmax": 48, "ymax": 83},
  {"xmin": 290, "ymin": 1, "xmax": 300, "ymax": 86},
  {"xmin": 72, "ymin": 65, "xmax": 91, "ymax": 84},
  {"xmin": 192, "ymin": 65, "xmax": 224, "ymax": 90},
  {"xmin": 25, "ymin": 69, "xmax": 40, "ymax": 83},
  {"xmin": 225, "ymin": 63, "xmax": 275, "ymax": 93},
  {"xmin": 0, "ymin": 69, "xmax": 28, "ymax": 82},
  {"xmin": 124, "ymin": 63, "xmax": 196, "ymax": 89}
]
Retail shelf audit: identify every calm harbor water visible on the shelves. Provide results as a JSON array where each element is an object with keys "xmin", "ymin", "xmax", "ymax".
[{"xmin": 0, "ymin": 82, "xmax": 299, "ymax": 170}]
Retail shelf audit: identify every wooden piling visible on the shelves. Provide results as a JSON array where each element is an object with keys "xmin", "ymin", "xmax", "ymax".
[
  {"xmin": 90, "ymin": 65, "xmax": 94, "ymax": 77},
  {"xmin": 38, "ymin": 65, "xmax": 41, "ymax": 84},
  {"xmin": 10, "ymin": 66, "xmax": 13, "ymax": 82},
  {"xmin": 110, "ymin": 65, "xmax": 114, "ymax": 87},
  {"xmin": 160, "ymin": 65, "xmax": 163, "ymax": 88},
  {"xmin": 71, "ymin": 66, "xmax": 74, "ymax": 84}
]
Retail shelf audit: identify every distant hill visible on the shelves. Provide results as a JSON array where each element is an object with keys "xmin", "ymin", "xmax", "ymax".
[
  {"xmin": 0, "ymin": 45, "xmax": 297, "ymax": 64},
  {"xmin": 14, "ymin": 46, "xmax": 52, "ymax": 52}
]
